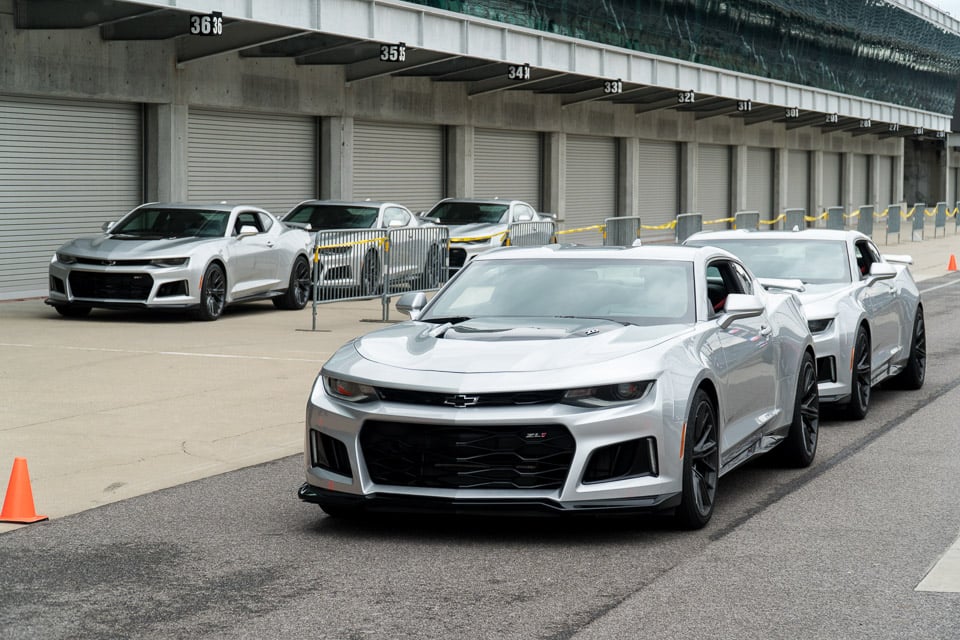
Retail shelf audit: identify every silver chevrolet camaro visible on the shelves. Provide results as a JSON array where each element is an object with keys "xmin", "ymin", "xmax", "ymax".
[
  {"xmin": 298, "ymin": 244, "xmax": 818, "ymax": 529},
  {"xmin": 47, "ymin": 202, "xmax": 313, "ymax": 320},
  {"xmin": 685, "ymin": 229, "xmax": 924, "ymax": 419}
]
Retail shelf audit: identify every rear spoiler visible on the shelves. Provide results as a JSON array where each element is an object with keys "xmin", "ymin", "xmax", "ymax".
[
  {"xmin": 882, "ymin": 254, "xmax": 913, "ymax": 266},
  {"xmin": 758, "ymin": 277, "xmax": 805, "ymax": 292}
]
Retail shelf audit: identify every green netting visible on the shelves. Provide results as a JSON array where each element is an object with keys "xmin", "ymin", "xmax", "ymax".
[{"xmin": 414, "ymin": 0, "xmax": 960, "ymax": 114}]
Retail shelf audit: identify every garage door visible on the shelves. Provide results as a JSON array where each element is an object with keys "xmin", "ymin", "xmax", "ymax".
[
  {"xmin": 564, "ymin": 135, "xmax": 617, "ymax": 245},
  {"xmin": 697, "ymin": 144, "xmax": 732, "ymax": 219},
  {"xmin": 852, "ymin": 154, "xmax": 870, "ymax": 208},
  {"xmin": 188, "ymin": 109, "xmax": 316, "ymax": 217},
  {"xmin": 353, "ymin": 121, "xmax": 444, "ymax": 213},
  {"xmin": 822, "ymin": 152, "xmax": 843, "ymax": 210},
  {"xmin": 786, "ymin": 150, "xmax": 811, "ymax": 214},
  {"xmin": 474, "ymin": 129, "xmax": 541, "ymax": 209},
  {"xmin": 0, "ymin": 96, "xmax": 142, "ymax": 300},
  {"xmin": 745, "ymin": 147, "xmax": 774, "ymax": 217},
  {"xmin": 636, "ymin": 140, "xmax": 680, "ymax": 242}
]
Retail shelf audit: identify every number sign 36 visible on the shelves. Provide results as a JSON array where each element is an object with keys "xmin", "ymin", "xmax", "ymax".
[{"xmin": 189, "ymin": 12, "xmax": 223, "ymax": 36}]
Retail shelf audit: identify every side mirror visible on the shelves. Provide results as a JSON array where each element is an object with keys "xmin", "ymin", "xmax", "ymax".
[
  {"xmin": 102, "ymin": 221, "xmax": 115, "ymax": 232},
  {"xmin": 396, "ymin": 291, "xmax": 428, "ymax": 320},
  {"xmin": 386, "ymin": 219, "xmax": 405, "ymax": 228},
  {"xmin": 238, "ymin": 225, "xmax": 258, "ymax": 237},
  {"xmin": 718, "ymin": 293, "xmax": 764, "ymax": 329},
  {"xmin": 867, "ymin": 262, "xmax": 897, "ymax": 283},
  {"xmin": 516, "ymin": 212, "xmax": 534, "ymax": 222}
]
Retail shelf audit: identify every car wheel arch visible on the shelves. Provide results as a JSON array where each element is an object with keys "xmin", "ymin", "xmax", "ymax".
[{"xmin": 203, "ymin": 258, "xmax": 229, "ymax": 300}]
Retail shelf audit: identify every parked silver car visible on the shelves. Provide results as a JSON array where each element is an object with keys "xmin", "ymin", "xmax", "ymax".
[
  {"xmin": 47, "ymin": 203, "xmax": 313, "ymax": 320},
  {"xmin": 283, "ymin": 200, "xmax": 445, "ymax": 296},
  {"xmin": 421, "ymin": 198, "xmax": 553, "ymax": 273},
  {"xmin": 685, "ymin": 229, "xmax": 924, "ymax": 419},
  {"xmin": 298, "ymin": 244, "xmax": 818, "ymax": 529}
]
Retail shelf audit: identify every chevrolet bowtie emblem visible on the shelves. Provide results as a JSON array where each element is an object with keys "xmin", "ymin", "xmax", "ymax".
[{"xmin": 444, "ymin": 394, "xmax": 480, "ymax": 408}]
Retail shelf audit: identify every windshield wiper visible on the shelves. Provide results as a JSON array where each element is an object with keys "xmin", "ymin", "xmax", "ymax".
[
  {"xmin": 423, "ymin": 316, "xmax": 471, "ymax": 324},
  {"xmin": 553, "ymin": 315, "xmax": 633, "ymax": 326}
]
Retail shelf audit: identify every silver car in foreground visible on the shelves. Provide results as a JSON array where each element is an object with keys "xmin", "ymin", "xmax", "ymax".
[
  {"xmin": 421, "ymin": 198, "xmax": 553, "ymax": 274},
  {"xmin": 47, "ymin": 203, "xmax": 313, "ymax": 320},
  {"xmin": 685, "ymin": 229, "xmax": 924, "ymax": 419},
  {"xmin": 299, "ymin": 244, "xmax": 818, "ymax": 529}
]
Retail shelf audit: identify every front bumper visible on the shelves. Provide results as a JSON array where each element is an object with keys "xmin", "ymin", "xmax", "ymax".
[
  {"xmin": 48, "ymin": 260, "xmax": 202, "ymax": 310},
  {"xmin": 811, "ymin": 322, "xmax": 851, "ymax": 403}
]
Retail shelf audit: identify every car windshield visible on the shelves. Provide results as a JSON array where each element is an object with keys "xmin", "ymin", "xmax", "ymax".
[
  {"xmin": 428, "ymin": 202, "xmax": 509, "ymax": 225},
  {"xmin": 423, "ymin": 258, "xmax": 696, "ymax": 326},
  {"xmin": 110, "ymin": 207, "xmax": 228, "ymax": 238},
  {"xmin": 687, "ymin": 238, "xmax": 852, "ymax": 284},
  {"xmin": 284, "ymin": 205, "xmax": 379, "ymax": 230}
]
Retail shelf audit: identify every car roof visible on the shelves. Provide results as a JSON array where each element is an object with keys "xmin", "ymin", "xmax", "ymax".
[
  {"xmin": 431, "ymin": 198, "xmax": 524, "ymax": 206},
  {"xmin": 472, "ymin": 243, "xmax": 737, "ymax": 263},
  {"xmin": 136, "ymin": 202, "xmax": 273, "ymax": 215},
  {"xmin": 288, "ymin": 199, "xmax": 400, "ymax": 210},
  {"xmin": 686, "ymin": 228, "xmax": 868, "ymax": 242}
]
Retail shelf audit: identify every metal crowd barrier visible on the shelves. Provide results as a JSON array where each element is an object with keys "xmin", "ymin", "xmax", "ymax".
[
  {"xmin": 857, "ymin": 206, "xmax": 873, "ymax": 237},
  {"xmin": 885, "ymin": 204, "xmax": 901, "ymax": 243},
  {"xmin": 826, "ymin": 206, "xmax": 844, "ymax": 230},
  {"xmin": 675, "ymin": 213, "xmax": 703, "ymax": 244},
  {"xmin": 911, "ymin": 203, "xmax": 925, "ymax": 241},
  {"xmin": 308, "ymin": 225, "xmax": 450, "ymax": 327},
  {"xmin": 935, "ymin": 202, "xmax": 947, "ymax": 237},
  {"xmin": 784, "ymin": 208, "xmax": 806, "ymax": 231},
  {"xmin": 603, "ymin": 216, "xmax": 641, "ymax": 246},
  {"xmin": 508, "ymin": 220, "xmax": 557, "ymax": 247},
  {"xmin": 734, "ymin": 211, "xmax": 760, "ymax": 231}
]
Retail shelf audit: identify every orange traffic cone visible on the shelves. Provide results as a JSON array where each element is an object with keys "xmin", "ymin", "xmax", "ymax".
[
  {"xmin": 0, "ymin": 457, "xmax": 47, "ymax": 524},
  {"xmin": 949, "ymin": 255, "xmax": 957, "ymax": 272}
]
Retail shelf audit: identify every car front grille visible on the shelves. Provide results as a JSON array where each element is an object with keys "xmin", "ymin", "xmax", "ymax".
[
  {"xmin": 816, "ymin": 356, "xmax": 836, "ymax": 383},
  {"xmin": 376, "ymin": 387, "xmax": 566, "ymax": 407},
  {"xmin": 360, "ymin": 420, "xmax": 574, "ymax": 490},
  {"xmin": 68, "ymin": 271, "xmax": 153, "ymax": 300},
  {"xmin": 74, "ymin": 257, "xmax": 153, "ymax": 266}
]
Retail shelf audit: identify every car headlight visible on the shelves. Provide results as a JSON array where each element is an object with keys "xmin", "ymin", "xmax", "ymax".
[
  {"xmin": 150, "ymin": 257, "xmax": 189, "ymax": 267},
  {"xmin": 807, "ymin": 318, "xmax": 834, "ymax": 334},
  {"xmin": 55, "ymin": 252, "xmax": 77, "ymax": 264},
  {"xmin": 323, "ymin": 376, "xmax": 378, "ymax": 402},
  {"xmin": 561, "ymin": 381, "xmax": 654, "ymax": 407}
]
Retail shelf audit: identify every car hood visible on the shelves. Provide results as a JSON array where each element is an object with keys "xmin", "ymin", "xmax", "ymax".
[
  {"xmin": 444, "ymin": 223, "xmax": 507, "ymax": 239},
  {"xmin": 795, "ymin": 283, "xmax": 852, "ymax": 317},
  {"xmin": 59, "ymin": 235, "xmax": 211, "ymax": 257},
  {"xmin": 352, "ymin": 317, "xmax": 690, "ymax": 373}
]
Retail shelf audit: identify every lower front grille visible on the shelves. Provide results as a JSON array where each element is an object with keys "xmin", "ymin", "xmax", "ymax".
[
  {"xmin": 69, "ymin": 271, "xmax": 153, "ymax": 301},
  {"xmin": 816, "ymin": 356, "xmax": 836, "ymax": 383},
  {"xmin": 360, "ymin": 420, "xmax": 574, "ymax": 490}
]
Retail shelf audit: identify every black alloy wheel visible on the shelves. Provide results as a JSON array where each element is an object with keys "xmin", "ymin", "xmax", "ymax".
[
  {"xmin": 415, "ymin": 246, "xmax": 441, "ymax": 290},
  {"xmin": 676, "ymin": 389, "xmax": 720, "ymax": 529},
  {"xmin": 274, "ymin": 256, "xmax": 311, "ymax": 310},
  {"xmin": 194, "ymin": 263, "xmax": 226, "ymax": 321},
  {"xmin": 890, "ymin": 307, "xmax": 926, "ymax": 390},
  {"xmin": 844, "ymin": 327, "xmax": 871, "ymax": 420},
  {"xmin": 777, "ymin": 351, "xmax": 819, "ymax": 467}
]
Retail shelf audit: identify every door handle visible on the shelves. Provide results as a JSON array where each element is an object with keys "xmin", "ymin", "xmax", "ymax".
[{"xmin": 759, "ymin": 325, "xmax": 772, "ymax": 336}]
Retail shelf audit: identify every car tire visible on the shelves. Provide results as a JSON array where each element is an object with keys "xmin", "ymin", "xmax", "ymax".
[
  {"xmin": 359, "ymin": 252, "xmax": 382, "ymax": 297},
  {"xmin": 675, "ymin": 388, "xmax": 719, "ymax": 530},
  {"xmin": 273, "ymin": 256, "xmax": 311, "ymax": 310},
  {"xmin": 776, "ymin": 351, "xmax": 819, "ymax": 467},
  {"xmin": 843, "ymin": 326, "xmax": 871, "ymax": 420},
  {"xmin": 888, "ymin": 307, "xmax": 925, "ymax": 390},
  {"xmin": 193, "ymin": 263, "xmax": 226, "ymax": 321},
  {"xmin": 53, "ymin": 304, "xmax": 91, "ymax": 318},
  {"xmin": 414, "ymin": 246, "xmax": 442, "ymax": 290}
]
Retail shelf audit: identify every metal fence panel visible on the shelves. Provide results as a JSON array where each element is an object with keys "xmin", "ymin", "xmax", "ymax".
[
  {"xmin": 911, "ymin": 203, "xmax": 925, "ymax": 241},
  {"xmin": 935, "ymin": 201, "xmax": 947, "ymax": 237},
  {"xmin": 734, "ymin": 211, "xmax": 759, "ymax": 231},
  {"xmin": 826, "ymin": 206, "xmax": 844, "ymax": 230},
  {"xmin": 603, "ymin": 216, "xmax": 642, "ymax": 246},
  {"xmin": 675, "ymin": 213, "xmax": 703, "ymax": 243},
  {"xmin": 885, "ymin": 204, "xmax": 901, "ymax": 242},
  {"xmin": 784, "ymin": 208, "xmax": 806, "ymax": 231},
  {"xmin": 857, "ymin": 205, "xmax": 873, "ymax": 237},
  {"xmin": 508, "ymin": 221, "xmax": 557, "ymax": 247}
]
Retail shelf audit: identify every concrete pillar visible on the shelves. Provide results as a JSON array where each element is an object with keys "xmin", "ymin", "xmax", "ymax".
[
  {"xmin": 680, "ymin": 141, "xmax": 697, "ymax": 214},
  {"xmin": 894, "ymin": 150, "xmax": 905, "ymax": 206},
  {"xmin": 870, "ymin": 154, "xmax": 881, "ymax": 210},
  {"xmin": 732, "ymin": 144, "xmax": 748, "ymax": 212},
  {"xmin": 773, "ymin": 147, "xmax": 788, "ymax": 220},
  {"xmin": 543, "ymin": 132, "xmax": 565, "ymax": 221},
  {"xmin": 617, "ymin": 137, "xmax": 639, "ymax": 217},
  {"xmin": 145, "ymin": 103, "xmax": 188, "ymax": 202},
  {"xmin": 842, "ymin": 152, "xmax": 855, "ymax": 213},
  {"xmin": 812, "ymin": 150, "xmax": 824, "ymax": 217},
  {"xmin": 321, "ymin": 116, "xmax": 353, "ymax": 200},
  {"xmin": 446, "ymin": 125, "xmax": 474, "ymax": 198}
]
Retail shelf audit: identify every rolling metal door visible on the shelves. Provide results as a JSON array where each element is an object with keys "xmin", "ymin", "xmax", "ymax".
[
  {"xmin": 636, "ymin": 140, "xmax": 679, "ymax": 241},
  {"xmin": 746, "ymin": 147, "xmax": 774, "ymax": 217},
  {"xmin": 822, "ymin": 152, "xmax": 842, "ymax": 209},
  {"xmin": 0, "ymin": 96, "xmax": 141, "ymax": 300},
  {"xmin": 564, "ymin": 135, "xmax": 617, "ymax": 243},
  {"xmin": 877, "ymin": 156, "xmax": 894, "ymax": 207},
  {"xmin": 353, "ymin": 121, "xmax": 443, "ymax": 213},
  {"xmin": 697, "ymin": 144, "xmax": 732, "ymax": 218},
  {"xmin": 188, "ymin": 109, "xmax": 315, "ymax": 216},
  {"xmin": 787, "ymin": 150, "xmax": 811, "ymax": 214},
  {"xmin": 852, "ymin": 154, "xmax": 870, "ymax": 208},
  {"xmin": 474, "ymin": 129, "xmax": 541, "ymax": 209}
]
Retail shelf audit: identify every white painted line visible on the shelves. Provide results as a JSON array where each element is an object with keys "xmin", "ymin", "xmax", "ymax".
[
  {"xmin": 917, "ymin": 533, "xmax": 960, "ymax": 592},
  {"xmin": 0, "ymin": 343, "xmax": 327, "ymax": 363},
  {"xmin": 919, "ymin": 278, "xmax": 960, "ymax": 295}
]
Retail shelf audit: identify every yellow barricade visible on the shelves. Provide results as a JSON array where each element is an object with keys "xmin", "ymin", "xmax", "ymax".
[{"xmin": 313, "ymin": 236, "xmax": 386, "ymax": 263}]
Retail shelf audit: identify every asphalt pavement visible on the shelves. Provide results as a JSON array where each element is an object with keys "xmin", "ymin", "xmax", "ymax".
[{"xmin": 2, "ymin": 228, "xmax": 960, "ymax": 535}]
